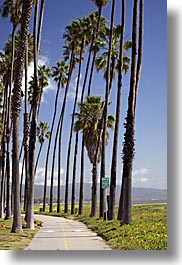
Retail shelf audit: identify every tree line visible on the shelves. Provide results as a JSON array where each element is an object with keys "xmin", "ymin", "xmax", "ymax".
[{"xmin": 0, "ymin": 0, "xmax": 144, "ymax": 233}]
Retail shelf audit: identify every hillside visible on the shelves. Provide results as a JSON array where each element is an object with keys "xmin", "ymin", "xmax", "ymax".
[{"xmin": 32, "ymin": 183, "xmax": 167, "ymax": 204}]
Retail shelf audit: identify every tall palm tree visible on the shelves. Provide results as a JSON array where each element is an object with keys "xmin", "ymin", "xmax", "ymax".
[
  {"xmin": 100, "ymin": 0, "xmax": 116, "ymax": 219},
  {"xmin": 18, "ymin": 33, "xmax": 34, "ymax": 208},
  {"xmin": 34, "ymin": 121, "xmax": 50, "ymax": 175},
  {"xmin": 43, "ymin": 48, "xmax": 75, "ymax": 212},
  {"xmin": 117, "ymin": 0, "xmax": 144, "ymax": 224},
  {"xmin": 48, "ymin": 50, "xmax": 77, "ymax": 213},
  {"xmin": 0, "ymin": 67, "xmax": 8, "ymax": 219},
  {"xmin": 0, "ymin": 0, "xmax": 23, "ymax": 221},
  {"xmin": 48, "ymin": 19, "xmax": 81, "ymax": 213},
  {"xmin": 73, "ymin": 12, "xmax": 107, "ymax": 215},
  {"xmin": 43, "ymin": 61, "xmax": 68, "ymax": 213},
  {"xmin": 26, "ymin": 63, "xmax": 50, "ymax": 222},
  {"xmin": 21, "ymin": 38, "xmax": 29, "ymax": 214},
  {"xmin": 64, "ymin": 17, "xmax": 90, "ymax": 214},
  {"xmin": 74, "ymin": 95, "xmax": 115, "ymax": 217},
  {"xmin": 109, "ymin": 0, "xmax": 126, "ymax": 220},
  {"xmin": 27, "ymin": 0, "xmax": 45, "ymax": 229},
  {"xmin": 11, "ymin": 0, "xmax": 33, "ymax": 233}
]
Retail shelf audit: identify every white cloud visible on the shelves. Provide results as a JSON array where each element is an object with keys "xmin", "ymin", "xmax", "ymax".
[
  {"xmin": 17, "ymin": 161, "xmax": 64, "ymax": 186},
  {"xmin": 35, "ymin": 166, "xmax": 64, "ymax": 186},
  {"xmin": 133, "ymin": 167, "xmax": 149, "ymax": 177},
  {"xmin": 132, "ymin": 167, "xmax": 149, "ymax": 186},
  {"xmin": 68, "ymin": 74, "xmax": 82, "ymax": 102},
  {"xmin": 22, "ymin": 55, "xmax": 55, "ymax": 103}
]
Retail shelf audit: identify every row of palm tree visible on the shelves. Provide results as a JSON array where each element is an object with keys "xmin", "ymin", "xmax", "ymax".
[{"xmin": 0, "ymin": 0, "xmax": 144, "ymax": 233}]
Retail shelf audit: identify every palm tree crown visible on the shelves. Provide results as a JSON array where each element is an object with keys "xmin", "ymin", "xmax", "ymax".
[
  {"xmin": 91, "ymin": 0, "xmax": 108, "ymax": 8},
  {"xmin": 74, "ymin": 95, "xmax": 115, "ymax": 164},
  {"xmin": 37, "ymin": 121, "xmax": 50, "ymax": 145}
]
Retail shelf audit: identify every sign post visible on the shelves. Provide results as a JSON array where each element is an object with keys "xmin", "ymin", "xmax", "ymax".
[
  {"xmin": 102, "ymin": 178, "xmax": 110, "ymax": 220},
  {"xmin": 102, "ymin": 177, "xmax": 110, "ymax": 189}
]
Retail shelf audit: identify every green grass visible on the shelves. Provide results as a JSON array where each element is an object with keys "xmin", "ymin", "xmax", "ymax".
[
  {"xmin": 35, "ymin": 203, "xmax": 167, "ymax": 250},
  {"xmin": 0, "ymin": 217, "xmax": 40, "ymax": 250}
]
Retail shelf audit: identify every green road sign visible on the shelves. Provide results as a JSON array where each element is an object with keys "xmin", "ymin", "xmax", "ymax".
[{"xmin": 102, "ymin": 177, "xmax": 110, "ymax": 189}]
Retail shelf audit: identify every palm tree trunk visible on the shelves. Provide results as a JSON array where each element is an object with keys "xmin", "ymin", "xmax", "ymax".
[
  {"xmin": 27, "ymin": 0, "xmax": 39, "ymax": 229},
  {"xmin": 109, "ymin": 0, "xmax": 126, "ymax": 220},
  {"xmin": 134, "ymin": 0, "xmax": 144, "ymax": 114},
  {"xmin": 87, "ymin": 5, "xmax": 103, "ymax": 95},
  {"xmin": 12, "ymin": 118, "xmax": 22, "ymax": 233},
  {"xmin": 71, "ymin": 132, "xmax": 78, "ymax": 214},
  {"xmin": 20, "ymin": 157, "xmax": 25, "ymax": 205},
  {"xmin": 5, "ymin": 25, "xmax": 17, "ymax": 220},
  {"xmin": 11, "ymin": 0, "xmax": 33, "ymax": 233},
  {"xmin": 0, "ymin": 160, "xmax": 5, "ymax": 218},
  {"xmin": 48, "ymin": 48, "xmax": 74, "ymax": 212},
  {"xmin": 90, "ymin": 161, "xmax": 97, "ymax": 217},
  {"xmin": 100, "ymin": 0, "xmax": 116, "ymax": 218},
  {"xmin": 57, "ymin": 127, "xmax": 62, "ymax": 213},
  {"xmin": 64, "ymin": 39, "xmax": 84, "ymax": 214},
  {"xmin": 44, "ymin": 81, "xmax": 61, "ymax": 212},
  {"xmin": 0, "ymin": 148, "xmax": 3, "ymax": 218},
  {"xmin": 34, "ymin": 143, "xmax": 43, "ymax": 175},
  {"xmin": 21, "ymin": 40, "xmax": 29, "ymax": 215},
  {"xmin": 0, "ymin": 86, "xmax": 8, "ymax": 219},
  {"xmin": 4, "ymin": 149, "xmax": 11, "ymax": 220},
  {"xmin": 78, "ymin": 135, "xmax": 84, "ymax": 215},
  {"xmin": 37, "ymin": 0, "xmax": 45, "ymax": 53},
  {"xmin": 117, "ymin": 0, "xmax": 140, "ymax": 224},
  {"xmin": 78, "ymin": 45, "xmax": 94, "ymax": 215},
  {"xmin": 72, "ymin": 36, "xmax": 94, "ymax": 215}
]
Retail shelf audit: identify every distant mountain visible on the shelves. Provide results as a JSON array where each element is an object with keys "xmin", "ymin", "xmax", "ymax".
[{"xmin": 32, "ymin": 183, "xmax": 167, "ymax": 204}]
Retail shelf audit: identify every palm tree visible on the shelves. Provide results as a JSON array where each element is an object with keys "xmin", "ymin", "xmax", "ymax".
[
  {"xmin": 27, "ymin": 0, "xmax": 45, "ymax": 229},
  {"xmin": 48, "ymin": 19, "xmax": 81, "ymax": 213},
  {"xmin": 43, "ymin": 60, "xmax": 68, "ymax": 213},
  {"xmin": 88, "ymin": 0, "xmax": 108, "ymax": 95},
  {"xmin": 66, "ymin": 12, "xmax": 107, "ymax": 215},
  {"xmin": 74, "ymin": 95, "xmax": 115, "ymax": 217},
  {"xmin": 11, "ymin": 0, "xmax": 33, "ymax": 233},
  {"xmin": 64, "ymin": 17, "xmax": 91, "ymax": 214},
  {"xmin": 0, "ymin": 52, "xmax": 9, "ymax": 219},
  {"xmin": 44, "ymin": 49, "xmax": 74, "ymax": 212},
  {"xmin": 34, "ymin": 121, "xmax": 50, "ymax": 175},
  {"xmin": 0, "ymin": 0, "xmax": 23, "ymax": 221},
  {"xmin": 21, "ymin": 37, "xmax": 29, "ymax": 214},
  {"xmin": 48, "ymin": 47, "xmax": 78, "ymax": 213},
  {"xmin": 37, "ymin": 64, "xmax": 51, "ymax": 113},
  {"xmin": 0, "ymin": 38, "xmax": 31, "ymax": 218},
  {"xmin": 109, "ymin": 0, "xmax": 126, "ymax": 220},
  {"xmin": 0, "ymin": 71, "xmax": 7, "ymax": 219},
  {"xmin": 18, "ymin": 33, "xmax": 34, "ymax": 209},
  {"xmin": 100, "ymin": 0, "xmax": 116, "ymax": 219},
  {"xmin": 117, "ymin": 0, "xmax": 144, "ymax": 224},
  {"xmin": 95, "ymin": 25, "xmax": 131, "ymax": 93}
]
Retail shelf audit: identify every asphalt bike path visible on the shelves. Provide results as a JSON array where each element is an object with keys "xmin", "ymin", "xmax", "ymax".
[{"xmin": 25, "ymin": 214, "xmax": 111, "ymax": 250}]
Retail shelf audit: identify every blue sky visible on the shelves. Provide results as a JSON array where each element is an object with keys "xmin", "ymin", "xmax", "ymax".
[{"xmin": 0, "ymin": 0, "xmax": 167, "ymax": 189}]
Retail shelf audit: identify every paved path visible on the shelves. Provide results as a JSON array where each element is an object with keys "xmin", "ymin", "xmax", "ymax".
[{"xmin": 25, "ymin": 214, "xmax": 111, "ymax": 250}]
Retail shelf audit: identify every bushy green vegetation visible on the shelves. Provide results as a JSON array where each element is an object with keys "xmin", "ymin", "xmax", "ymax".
[
  {"xmin": 35, "ymin": 203, "xmax": 167, "ymax": 250},
  {"xmin": 0, "ymin": 218, "xmax": 40, "ymax": 250}
]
